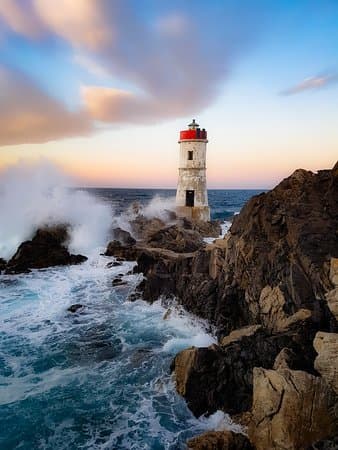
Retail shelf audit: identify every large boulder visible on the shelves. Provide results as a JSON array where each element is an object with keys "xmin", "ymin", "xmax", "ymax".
[
  {"xmin": 248, "ymin": 367, "xmax": 338, "ymax": 450},
  {"xmin": 5, "ymin": 226, "xmax": 87, "ymax": 274},
  {"xmin": 171, "ymin": 326, "xmax": 316, "ymax": 417},
  {"xmin": 146, "ymin": 224, "xmax": 204, "ymax": 253},
  {"xmin": 187, "ymin": 430, "xmax": 253, "ymax": 450}
]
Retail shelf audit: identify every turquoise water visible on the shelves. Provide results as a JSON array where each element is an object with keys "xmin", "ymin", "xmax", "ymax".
[
  {"xmin": 0, "ymin": 190, "xmax": 258, "ymax": 449},
  {"xmin": 0, "ymin": 253, "xmax": 242, "ymax": 449}
]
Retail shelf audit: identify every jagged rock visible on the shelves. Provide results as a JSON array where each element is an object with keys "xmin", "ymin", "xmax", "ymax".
[
  {"xmin": 171, "ymin": 328, "xmax": 316, "ymax": 417},
  {"xmin": 179, "ymin": 217, "xmax": 222, "ymax": 238},
  {"xmin": 248, "ymin": 367, "xmax": 338, "ymax": 450},
  {"xmin": 106, "ymin": 261, "xmax": 123, "ymax": 268},
  {"xmin": 130, "ymin": 215, "xmax": 166, "ymax": 240},
  {"xmin": 136, "ymin": 164, "xmax": 338, "ymax": 342},
  {"xmin": 220, "ymin": 325, "xmax": 262, "ymax": 347},
  {"xmin": 104, "ymin": 240, "xmax": 140, "ymax": 261},
  {"xmin": 146, "ymin": 224, "xmax": 204, "ymax": 253},
  {"xmin": 314, "ymin": 331, "xmax": 338, "ymax": 394},
  {"xmin": 273, "ymin": 347, "xmax": 299, "ymax": 370},
  {"xmin": 326, "ymin": 258, "xmax": 338, "ymax": 322},
  {"xmin": 112, "ymin": 277, "xmax": 127, "ymax": 287},
  {"xmin": 111, "ymin": 227, "xmax": 136, "ymax": 246},
  {"xmin": 135, "ymin": 248, "xmax": 194, "ymax": 302},
  {"xmin": 187, "ymin": 430, "xmax": 253, "ymax": 450},
  {"xmin": 5, "ymin": 226, "xmax": 87, "ymax": 274},
  {"xmin": 228, "ymin": 165, "xmax": 338, "ymax": 332},
  {"xmin": 67, "ymin": 304, "xmax": 84, "ymax": 313}
]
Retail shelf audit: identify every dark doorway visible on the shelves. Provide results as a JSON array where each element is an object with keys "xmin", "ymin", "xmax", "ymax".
[
  {"xmin": 186, "ymin": 190, "xmax": 194, "ymax": 207},
  {"xmin": 188, "ymin": 151, "xmax": 193, "ymax": 160}
]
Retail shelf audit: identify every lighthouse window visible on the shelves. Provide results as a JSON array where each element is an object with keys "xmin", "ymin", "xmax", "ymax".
[{"xmin": 188, "ymin": 151, "xmax": 193, "ymax": 160}]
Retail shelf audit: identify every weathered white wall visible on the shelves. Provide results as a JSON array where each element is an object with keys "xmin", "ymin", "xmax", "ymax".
[{"xmin": 176, "ymin": 139, "xmax": 210, "ymax": 221}]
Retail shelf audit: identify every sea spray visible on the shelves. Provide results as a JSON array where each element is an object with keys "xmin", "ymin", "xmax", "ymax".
[
  {"xmin": 111, "ymin": 194, "xmax": 176, "ymax": 236},
  {"xmin": 0, "ymin": 161, "xmax": 112, "ymax": 259}
]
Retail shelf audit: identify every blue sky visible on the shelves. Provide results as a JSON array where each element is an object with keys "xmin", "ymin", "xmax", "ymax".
[{"xmin": 0, "ymin": 0, "xmax": 337, "ymax": 187}]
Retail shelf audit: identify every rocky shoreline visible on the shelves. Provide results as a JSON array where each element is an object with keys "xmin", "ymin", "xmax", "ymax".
[{"xmin": 1, "ymin": 163, "xmax": 337, "ymax": 449}]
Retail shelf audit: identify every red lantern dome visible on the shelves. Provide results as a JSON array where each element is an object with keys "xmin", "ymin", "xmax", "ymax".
[{"xmin": 179, "ymin": 119, "xmax": 207, "ymax": 141}]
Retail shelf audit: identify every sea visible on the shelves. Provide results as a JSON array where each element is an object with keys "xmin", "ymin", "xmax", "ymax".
[{"xmin": 0, "ymin": 189, "xmax": 263, "ymax": 450}]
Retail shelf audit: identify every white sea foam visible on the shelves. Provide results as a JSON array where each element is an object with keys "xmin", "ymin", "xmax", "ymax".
[
  {"xmin": 197, "ymin": 410, "xmax": 244, "ymax": 434},
  {"xmin": 203, "ymin": 219, "xmax": 231, "ymax": 244},
  {"xmin": 0, "ymin": 160, "xmax": 112, "ymax": 259}
]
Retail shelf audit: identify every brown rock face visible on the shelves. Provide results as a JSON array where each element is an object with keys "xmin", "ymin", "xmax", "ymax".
[
  {"xmin": 171, "ymin": 327, "xmax": 316, "ymax": 417},
  {"xmin": 179, "ymin": 217, "xmax": 222, "ymax": 238},
  {"xmin": 326, "ymin": 258, "xmax": 338, "ymax": 322},
  {"xmin": 228, "ymin": 166, "xmax": 338, "ymax": 332},
  {"xmin": 248, "ymin": 367, "xmax": 338, "ymax": 450},
  {"xmin": 314, "ymin": 331, "xmax": 338, "ymax": 395},
  {"xmin": 104, "ymin": 240, "xmax": 140, "ymax": 260},
  {"xmin": 187, "ymin": 430, "xmax": 253, "ymax": 450},
  {"xmin": 130, "ymin": 215, "xmax": 166, "ymax": 240},
  {"xmin": 5, "ymin": 226, "xmax": 87, "ymax": 274},
  {"xmin": 146, "ymin": 224, "xmax": 204, "ymax": 253},
  {"xmin": 137, "ymin": 164, "xmax": 338, "ymax": 338}
]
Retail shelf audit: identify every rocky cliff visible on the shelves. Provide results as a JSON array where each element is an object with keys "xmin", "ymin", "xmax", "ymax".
[
  {"xmin": 132, "ymin": 163, "xmax": 338, "ymax": 449},
  {"xmin": 136, "ymin": 164, "xmax": 338, "ymax": 337}
]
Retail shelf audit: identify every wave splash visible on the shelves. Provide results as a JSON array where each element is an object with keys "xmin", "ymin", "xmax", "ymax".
[{"xmin": 0, "ymin": 161, "xmax": 112, "ymax": 259}]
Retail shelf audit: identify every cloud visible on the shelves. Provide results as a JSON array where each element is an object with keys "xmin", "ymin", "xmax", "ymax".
[
  {"xmin": 73, "ymin": 53, "xmax": 109, "ymax": 78},
  {"xmin": 0, "ymin": 1, "xmax": 259, "ymax": 143},
  {"xmin": 0, "ymin": 65, "xmax": 91, "ymax": 146},
  {"xmin": 0, "ymin": 0, "xmax": 44, "ymax": 38},
  {"xmin": 281, "ymin": 73, "xmax": 338, "ymax": 95}
]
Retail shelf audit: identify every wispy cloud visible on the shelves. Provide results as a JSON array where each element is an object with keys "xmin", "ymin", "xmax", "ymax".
[
  {"xmin": 0, "ymin": 1, "xmax": 259, "ymax": 144},
  {"xmin": 0, "ymin": 65, "xmax": 91, "ymax": 146},
  {"xmin": 281, "ymin": 73, "xmax": 338, "ymax": 95}
]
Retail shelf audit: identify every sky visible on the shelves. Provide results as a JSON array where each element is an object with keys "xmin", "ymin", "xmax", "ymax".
[{"xmin": 0, "ymin": 0, "xmax": 337, "ymax": 188}]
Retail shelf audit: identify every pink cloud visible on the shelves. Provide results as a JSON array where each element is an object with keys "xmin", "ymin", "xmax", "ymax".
[{"xmin": 0, "ymin": 65, "xmax": 91, "ymax": 146}]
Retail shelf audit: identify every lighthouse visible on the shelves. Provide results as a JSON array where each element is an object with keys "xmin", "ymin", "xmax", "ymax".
[{"xmin": 176, "ymin": 119, "xmax": 210, "ymax": 221}]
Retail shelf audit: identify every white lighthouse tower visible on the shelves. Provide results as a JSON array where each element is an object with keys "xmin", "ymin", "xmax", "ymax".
[{"xmin": 176, "ymin": 119, "xmax": 210, "ymax": 221}]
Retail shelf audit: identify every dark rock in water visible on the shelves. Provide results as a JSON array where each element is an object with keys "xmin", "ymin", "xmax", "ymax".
[
  {"xmin": 106, "ymin": 261, "xmax": 122, "ymax": 268},
  {"xmin": 111, "ymin": 227, "xmax": 136, "ymax": 246},
  {"xmin": 0, "ymin": 258, "xmax": 7, "ymax": 273},
  {"xmin": 67, "ymin": 304, "xmax": 85, "ymax": 313},
  {"xmin": 5, "ymin": 225, "xmax": 87, "ymax": 274},
  {"xmin": 127, "ymin": 291, "xmax": 143, "ymax": 302},
  {"xmin": 112, "ymin": 277, "xmax": 127, "ymax": 287},
  {"xmin": 179, "ymin": 217, "xmax": 222, "ymax": 238},
  {"xmin": 187, "ymin": 430, "xmax": 253, "ymax": 450},
  {"xmin": 171, "ymin": 325, "xmax": 317, "ymax": 417},
  {"xmin": 146, "ymin": 224, "xmax": 204, "ymax": 253},
  {"xmin": 135, "ymin": 248, "xmax": 191, "ymax": 302}
]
